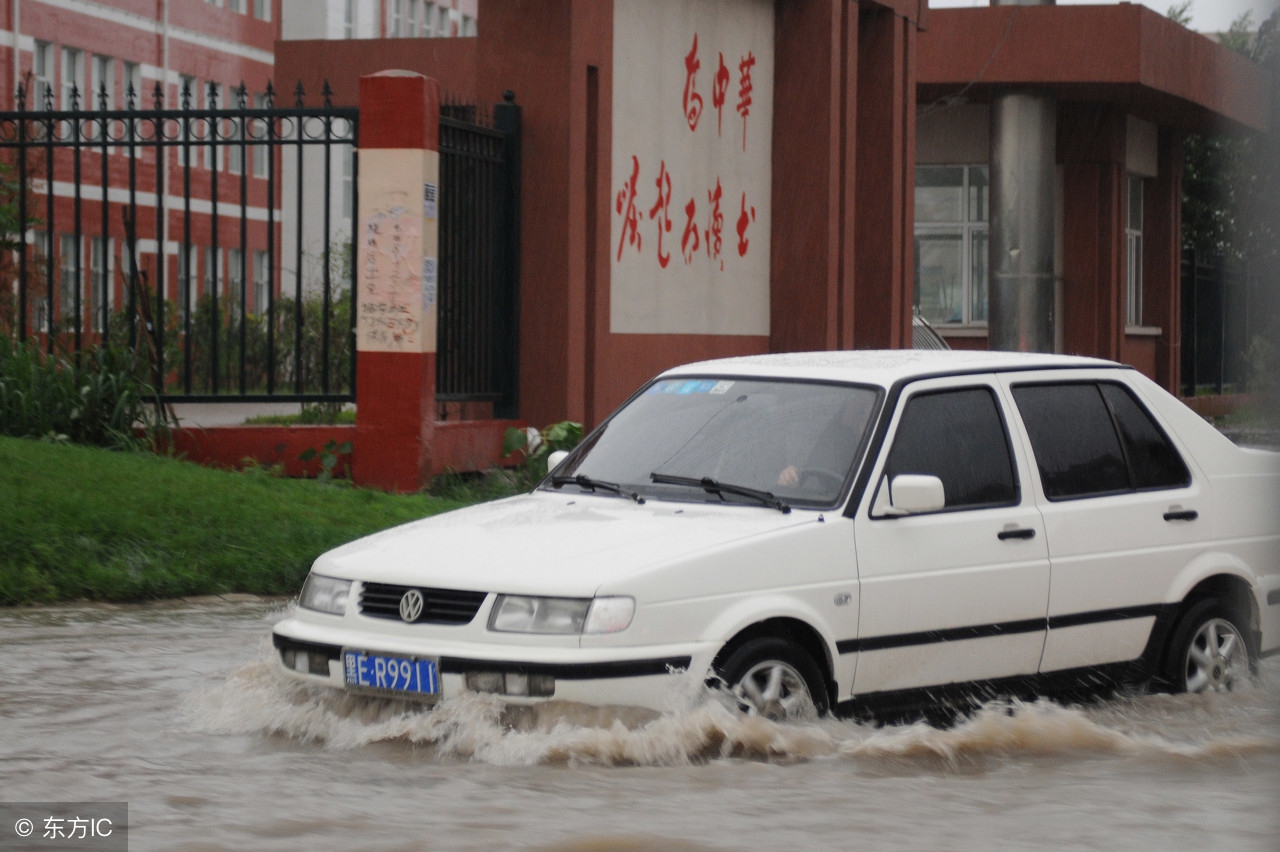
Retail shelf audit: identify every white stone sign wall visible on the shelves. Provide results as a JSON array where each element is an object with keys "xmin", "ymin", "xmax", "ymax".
[{"xmin": 611, "ymin": 0, "xmax": 774, "ymax": 335}]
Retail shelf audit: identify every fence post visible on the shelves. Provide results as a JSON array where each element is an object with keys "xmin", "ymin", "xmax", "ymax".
[{"xmin": 353, "ymin": 71, "xmax": 441, "ymax": 492}]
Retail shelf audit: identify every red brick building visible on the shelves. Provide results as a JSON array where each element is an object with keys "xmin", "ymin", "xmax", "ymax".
[{"xmin": 279, "ymin": 0, "xmax": 1273, "ymax": 438}]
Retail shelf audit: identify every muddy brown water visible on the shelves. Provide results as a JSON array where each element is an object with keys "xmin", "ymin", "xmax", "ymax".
[{"xmin": 1, "ymin": 598, "xmax": 1277, "ymax": 850}]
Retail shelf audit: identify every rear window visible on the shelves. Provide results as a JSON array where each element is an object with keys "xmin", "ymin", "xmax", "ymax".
[{"xmin": 1012, "ymin": 381, "xmax": 1190, "ymax": 500}]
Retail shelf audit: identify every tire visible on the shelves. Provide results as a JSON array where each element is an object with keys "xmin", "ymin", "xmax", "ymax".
[
  {"xmin": 716, "ymin": 637, "xmax": 829, "ymax": 721},
  {"xmin": 1162, "ymin": 597, "xmax": 1251, "ymax": 694}
]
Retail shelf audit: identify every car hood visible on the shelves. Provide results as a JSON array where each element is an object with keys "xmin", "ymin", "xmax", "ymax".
[{"xmin": 313, "ymin": 491, "xmax": 820, "ymax": 596}]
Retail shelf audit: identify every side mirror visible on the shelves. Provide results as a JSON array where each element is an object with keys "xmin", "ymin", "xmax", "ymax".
[
  {"xmin": 886, "ymin": 474, "xmax": 945, "ymax": 515},
  {"xmin": 546, "ymin": 450, "xmax": 570, "ymax": 473}
]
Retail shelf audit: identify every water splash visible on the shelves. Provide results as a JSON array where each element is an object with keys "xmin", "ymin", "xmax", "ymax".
[{"xmin": 182, "ymin": 652, "xmax": 1280, "ymax": 770}]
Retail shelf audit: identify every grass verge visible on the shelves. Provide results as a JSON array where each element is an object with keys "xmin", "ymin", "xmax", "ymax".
[{"xmin": 0, "ymin": 436, "xmax": 478, "ymax": 606}]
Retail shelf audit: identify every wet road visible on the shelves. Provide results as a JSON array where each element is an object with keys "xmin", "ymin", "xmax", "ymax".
[{"xmin": 1, "ymin": 598, "xmax": 1278, "ymax": 850}]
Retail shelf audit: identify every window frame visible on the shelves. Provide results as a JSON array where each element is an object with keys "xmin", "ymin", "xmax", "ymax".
[
  {"xmin": 913, "ymin": 164, "xmax": 989, "ymax": 328},
  {"xmin": 1125, "ymin": 174, "xmax": 1144, "ymax": 328},
  {"xmin": 60, "ymin": 47, "xmax": 84, "ymax": 110},
  {"xmin": 33, "ymin": 41, "xmax": 54, "ymax": 109}
]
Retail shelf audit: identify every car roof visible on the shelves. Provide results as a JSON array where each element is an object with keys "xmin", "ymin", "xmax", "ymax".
[{"xmin": 661, "ymin": 349, "xmax": 1121, "ymax": 388}]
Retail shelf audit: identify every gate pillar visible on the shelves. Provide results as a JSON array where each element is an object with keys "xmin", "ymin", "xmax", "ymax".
[{"xmin": 353, "ymin": 71, "xmax": 441, "ymax": 492}]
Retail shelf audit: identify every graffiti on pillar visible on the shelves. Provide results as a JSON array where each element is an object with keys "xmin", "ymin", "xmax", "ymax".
[
  {"xmin": 611, "ymin": 0, "xmax": 773, "ymax": 335},
  {"xmin": 358, "ymin": 205, "xmax": 422, "ymax": 350}
]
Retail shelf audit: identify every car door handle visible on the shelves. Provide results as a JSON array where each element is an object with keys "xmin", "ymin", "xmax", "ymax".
[
  {"xmin": 997, "ymin": 527, "xmax": 1036, "ymax": 541},
  {"xmin": 1163, "ymin": 509, "xmax": 1198, "ymax": 522}
]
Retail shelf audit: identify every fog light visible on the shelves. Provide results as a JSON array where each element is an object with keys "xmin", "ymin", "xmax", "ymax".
[
  {"xmin": 464, "ymin": 671, "xmax": 555, "ymax": 696},
  {"xmin": 282, "ymin": 649, "xmax": 296, "ymax": 668},
  {"xmin": 294, "ymin": 651, "xmax": 310, "ymax": 674},
  {"xmin": 466, "ymin": 671, "xmax": 504, "ymax": 693}
]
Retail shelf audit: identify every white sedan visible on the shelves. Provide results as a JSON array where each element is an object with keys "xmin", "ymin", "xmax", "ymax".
[{"xmin": 272, "ymin": 351, "xmax": 1280, "ymax": 720}]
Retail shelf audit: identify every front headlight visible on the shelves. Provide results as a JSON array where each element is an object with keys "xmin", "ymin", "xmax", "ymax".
[
  {"xmin": 488, "ymin": 595, "xmax": 635, "ymax": 635},
  {"xmin": 298, "ymin": 573, "xmax": 352, "ymax": 615}
]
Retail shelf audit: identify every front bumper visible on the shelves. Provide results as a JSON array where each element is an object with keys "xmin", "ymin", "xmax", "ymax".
[{"xmin": 271, "ymin": 616, "xmax": 717, "ymax": 713}]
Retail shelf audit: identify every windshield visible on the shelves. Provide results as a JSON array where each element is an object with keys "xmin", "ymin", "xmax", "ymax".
[{"xmin": 547, "ymin": 377, "xmax": 881, "ymax": 508}]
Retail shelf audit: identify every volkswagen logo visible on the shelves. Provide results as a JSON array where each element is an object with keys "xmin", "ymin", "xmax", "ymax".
[{"xmin": 399, "ymin": 589, "xmax": 425, "ymax": 623}]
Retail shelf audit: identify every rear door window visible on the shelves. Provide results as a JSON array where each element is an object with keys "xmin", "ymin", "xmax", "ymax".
[{"xmin": 1012, "ymin": 381, "xmax": 1189, "ymax": 500}]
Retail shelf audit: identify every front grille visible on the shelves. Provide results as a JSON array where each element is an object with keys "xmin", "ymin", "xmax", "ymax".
[{"xmin": 359, "ymin": 582, "xmax": 488, "ymax": 625}]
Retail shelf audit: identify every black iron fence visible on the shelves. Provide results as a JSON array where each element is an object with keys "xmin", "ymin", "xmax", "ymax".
[
  {"xmin": 1180, "ymin": 248, "xmax": 1279, "ymax": 396},
  {"xmin": 0, "ymin": 80, "xmax": 358, "ymax": 403},
  {"xmin": 437, "ymin": 93, "xmax": 521, "ymax": 419}
]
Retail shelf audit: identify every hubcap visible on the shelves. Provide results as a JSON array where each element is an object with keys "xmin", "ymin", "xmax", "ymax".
[
  {"xmin": 1183, "ymin": 618, "xmax": 1244, "ymax": 694},
  {"xmin": 732, "ymin": 660, "xmax": 816, "ymax": 722}
]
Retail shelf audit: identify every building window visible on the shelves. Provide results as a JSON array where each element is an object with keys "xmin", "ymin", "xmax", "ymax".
[
  {"xmin": 59, "ymin": 234, "xmax": 80, "ymax": 328},
  {"xmin": 90, "ymin": 236, "xmax": 111, "ymax": 332},
  {"xmin": 204, "ymin": 246, "xmax": 222, "ymax": 299},
  {"xmin": 254, "ymin": 0, "xmax": 271, "ymax": 21},
  {"xmin": 390, "ymin": 0, "xmax": 404, "ymax": 37},
  {"xmin": 342, "ymin": 145, "xmax": 354, "ymax": 220},
  {"xmin": 228, "ymin": 247, "xmax": 244, "ymax": 311},
  {"xmin": 229, "ymin": 0, "xmax": 246, "ymax": 12},
  {"xmin": 123, "ymin": 62, "xmax": 142, "ymax": 106},
  {"xmin": 204, "ymin": 82, "xmax": 224, "ymax": 171},
  {"xmin": 33, "ymin": 41, "xmax": 53, "ymax": 108},
  {"xmin": 252, "ymin": 92, "xmax": 270, "ymax": 178},
  {"xmin": 1126, "ymin": 175, "xmax": 1144, "ymax": 328},
  {"xmin": 91, "ymin": 55, "xmax": 112, "ymax": 108},
  {"xmin": 914, "ymin": 164, "xmax": 989, "ymax": 326},
  {"xmin": 343, "ymin": 0, "xmax": 355, "ymax": 38},
  {"xmin": 461, "ymin": 14, "xmax": 476, "ymax": 37},
  {"xmin": 61, "ymin": 48, "xmax": 84, "ymax": 109},
  {"xmin": 253, "ymin": 250, "xmax": 270, "ymax": 314},
  {"xmin": 227, "ymin": 86, "xmax": 244, "ymax": 176},
  {"xmin": 31, "ymin": 231, "xmax": 49, "ymax": 330},
  {"xmin": 423, "ymin": 1, "xmax": 435, "ymax": 36},
  {"xmin": 178, "ymin": 244, "xmax": 197, "ymax": 319},
  {"xmin": 407, "ymin": 0, "xmax": 419, "ymax": 36}
]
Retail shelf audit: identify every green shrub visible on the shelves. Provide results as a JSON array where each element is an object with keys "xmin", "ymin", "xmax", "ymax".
[{"xmin": 0, "ymin": 336, "xmax": 166, "ymax": 450}]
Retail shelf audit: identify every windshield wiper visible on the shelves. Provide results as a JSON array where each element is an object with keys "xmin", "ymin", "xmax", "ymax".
[
  {"xmin": 649, "ymin": 473, "xmax": 791, "ymax": 514},
  {"xmin": 551, "ymin": 474, "xmax": 646, "ymax": 504}
]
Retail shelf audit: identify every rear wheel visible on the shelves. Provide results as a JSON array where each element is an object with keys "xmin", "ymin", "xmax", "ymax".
[
  {"xmin": 716, "ymin": 637, "xmax": 829, "ymax": 721},
  {"xmin": 1162, "ymin": 598, "xmax": 1250, "ymax": 694}
]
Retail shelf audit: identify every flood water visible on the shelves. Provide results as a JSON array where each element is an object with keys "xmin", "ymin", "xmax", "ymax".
[{"xmin": 2, "ymin": 598, "xmax": 1278, "ymax": 851}]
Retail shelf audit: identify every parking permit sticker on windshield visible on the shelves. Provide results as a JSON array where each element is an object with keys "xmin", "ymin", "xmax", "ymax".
[{"xmin": 649, "ymin": 379, "xmax": 736, "ymax": 395}]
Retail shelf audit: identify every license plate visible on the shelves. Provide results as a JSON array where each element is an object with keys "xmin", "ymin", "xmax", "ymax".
[{"xmin": 343, "ymin": 650, "xmax": 439, "ymax": 696}]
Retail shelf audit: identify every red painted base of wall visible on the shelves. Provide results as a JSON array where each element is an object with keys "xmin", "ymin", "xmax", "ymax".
[{"xmin": 164, "ymin": 425, "xmax": 357, "ymax": 478}]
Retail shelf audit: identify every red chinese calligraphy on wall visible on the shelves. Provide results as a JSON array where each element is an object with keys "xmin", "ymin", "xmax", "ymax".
[
  {"xmin": 615, "ymin": 155, "xmax": 642, "ymax": 262},
  {"xmin": 614, "ymin": 156, "xmax": 754, "ymax": 270},
  {"xmin": 712, "ymin": 52, "xmax": 730, "ymax": 137},
  {"xmin": 648, "ymin": 159, "xmax": 674, "ymax": 268},
  {"xmin": 682, "ymin": 35, "xmax": 703, "ymax": 132},
  {"xmin": 736, "ymin": 192, "xmax": 755, "ymax": 257},
  {"xmin": 737, "ymin": 51, "xmax": 756, "ymax": 152},
  {"xmin": 705, "ymin": 177, "xmax": 724, "ymax": 270}
]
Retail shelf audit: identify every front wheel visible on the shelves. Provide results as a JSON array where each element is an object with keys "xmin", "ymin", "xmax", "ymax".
[
  {"xmin": 716, "ymin": 637, "xmax": 829, "ymax": 721},
  {"xmin": 1162, "ymin": 598, "xmax": 1250, "ymax": 694}
]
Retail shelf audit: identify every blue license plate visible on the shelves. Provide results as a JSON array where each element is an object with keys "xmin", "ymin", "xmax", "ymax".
[{"xmin": 343, "ymin": 650, "xmax": 439, "ymax": 696}]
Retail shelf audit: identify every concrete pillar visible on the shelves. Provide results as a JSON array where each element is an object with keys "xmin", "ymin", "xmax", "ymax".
[
  {"xmin": 352, "ymin": 70, "xmax": 441, "ymax": 492},
  {"xmin": 988, "ymin": 0, "xmax": 1056, "ymax": 353}
]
